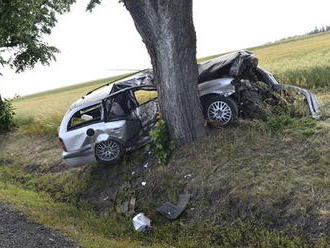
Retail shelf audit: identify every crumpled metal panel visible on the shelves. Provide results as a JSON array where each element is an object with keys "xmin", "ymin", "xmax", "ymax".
[
  {"xmin": 256, "ymin": 67, "xmax": 322, "ymax": 120},
  {"xmin": 110, "ymin": 70, "xmax": 154, "ymax": 93},
  {"xmin": 198, "ymin": 50, "xmax": 258, "ymax": 83}
]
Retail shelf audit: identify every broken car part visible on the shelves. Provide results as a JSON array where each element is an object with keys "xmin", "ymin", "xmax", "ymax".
[
  {"xmin": 156, "ymin": 194, "xmax": 191, "ymax": 220},
  {"xmin": 132, "ymin": 213, "xmax": 151, "ymax": 232}
]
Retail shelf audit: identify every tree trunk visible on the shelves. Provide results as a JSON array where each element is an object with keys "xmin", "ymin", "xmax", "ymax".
[{"xmin": 123, "ymin": 0, "xmax": 206, "ymax": 144}]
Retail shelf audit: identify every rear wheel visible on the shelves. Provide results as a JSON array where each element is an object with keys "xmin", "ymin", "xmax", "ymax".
[
  {"xmin": 95, "ymin": 139, "xmax": 124, "ymax": 164},
  {"xmin": 202, "ymin": 95, "xmax": 238, "ymax": 126}
]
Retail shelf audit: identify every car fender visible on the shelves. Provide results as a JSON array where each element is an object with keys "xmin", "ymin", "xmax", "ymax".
[
  {"xmin": 198, "ymin": 77, "xmax": 236, "ymax": 97},
  {"xmin": 95, "ymin": 133, "xmax": 111, "ymax": 144}
]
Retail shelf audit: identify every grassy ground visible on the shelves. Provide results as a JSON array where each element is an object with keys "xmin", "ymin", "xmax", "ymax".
[
  {"xmin": 1, "ymin": 114, "xmax": 330, "ymax": 247},
  {"xmin": 1, "ymin": 32, "xmax": 330, "ymax": 247}
]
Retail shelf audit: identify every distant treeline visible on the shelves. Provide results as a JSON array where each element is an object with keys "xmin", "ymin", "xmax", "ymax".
[
  {"xmin": 307, "ymin": 25, "xmax": 330, "ymax": 35},
  {"xmin": 274, "ymin": 25, "xmax": 330, "ymax": 43}
]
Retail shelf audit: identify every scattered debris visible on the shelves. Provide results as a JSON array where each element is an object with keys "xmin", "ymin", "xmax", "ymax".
[
  {"xmin": 132, "ymin": 213, "xmax": 151, "ymax": 233},
  {"xmin": 103, "ymin": 196, "xmax": 109, "ymax": 201},
  {"xmin": 156, "ymin": 194, "xmax": 191, "ymax": 220},
  {"xmin": 129, "ymin": 198, "xmax": 136, "ymax": 210},
  {"xmin": 131, "ymin": 171, "xmax": 136, "ymax": 175},
  {"xmin": 184, "ymin": 174, "xmax": 192, "ymax": 179},
  {"xmin": 141, "ymin": 181, "xmax": 146, "ymax": 186},
  {"xmin": 143, "ymin": 162, "xmax": 149, "ymax": 168}
]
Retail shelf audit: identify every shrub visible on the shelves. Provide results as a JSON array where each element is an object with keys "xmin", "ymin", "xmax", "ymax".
[
  {"xmin": 0, "ymin": 96, "xmax": 16, "ymax": 132},
  {"xmin": 147, "ymin": 117, "xmax": 176, "ymax": 165}
]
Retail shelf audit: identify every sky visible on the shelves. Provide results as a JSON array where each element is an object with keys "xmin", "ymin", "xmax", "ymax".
[{"xmin": 1, "ymin": 0, "xmax": 330, "ymax": 98}]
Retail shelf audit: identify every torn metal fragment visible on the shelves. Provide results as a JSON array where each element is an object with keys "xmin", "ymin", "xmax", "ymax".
[{"xmin": 156, "ymin": 194, "xmax": 191, "ymax": 220}]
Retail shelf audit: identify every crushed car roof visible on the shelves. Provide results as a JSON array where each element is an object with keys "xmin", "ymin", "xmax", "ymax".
[
  {"xmin": 69, "ymin": 70, "xmax": 154, "ymax": 110},
  {"xmin": 70, "ymin": 50, "xmax": 260, "ymax": 110}
]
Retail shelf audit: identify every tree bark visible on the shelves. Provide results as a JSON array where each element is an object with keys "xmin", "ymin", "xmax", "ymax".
[{"xmin": 123, "ymin": 0, "xmax": 206, "ymax": 144}]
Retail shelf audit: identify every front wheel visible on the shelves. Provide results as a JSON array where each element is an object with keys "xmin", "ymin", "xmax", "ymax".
[
  {"xmin": 95, "ymin": 139, "xmax": 125, "ymax": 165},
  {"xmin": 202, "ymin": 95, "xmax": 238, "ymax": 126}
]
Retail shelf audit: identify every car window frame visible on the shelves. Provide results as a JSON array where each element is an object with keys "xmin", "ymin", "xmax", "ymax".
[
  {"xmin": 103, "ymin": 85, "xmax": 157, "ymax": 123},
  {"xmin": 133, "ymin": 88, "xmax": 158, "ymax": 108},
  {"xmin": 67, "ymin": 103, "xmax": 104, "ymax": 131}
]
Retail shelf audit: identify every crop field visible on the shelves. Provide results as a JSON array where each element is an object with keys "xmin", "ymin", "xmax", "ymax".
[
  {"xmin": 12, "ymin": 31, "xmax": 330, "ymax": 135},
  {"xmin": 253, "ymin": 32, "xmax": 330, "ymax": 90}
]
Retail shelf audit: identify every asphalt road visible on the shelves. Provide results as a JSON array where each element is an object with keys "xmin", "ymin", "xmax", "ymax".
[{"xmin": 0, "ymin": 203, "xmax": 78, "ymax": 248}]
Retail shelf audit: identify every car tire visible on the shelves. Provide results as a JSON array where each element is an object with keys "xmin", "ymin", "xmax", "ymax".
[
  {"xmin": 95, "ymin": 139, "xmax": 125, "ymax": 165},
  {"xmin": 202, "ymin": 95, "xmax": 238, "ymax": 126}
]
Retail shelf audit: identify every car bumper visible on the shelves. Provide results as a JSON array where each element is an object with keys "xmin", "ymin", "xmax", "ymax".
[
  {"xmin": 273, "ymin": 84, "xmax": 322, "ymax": 120},
  {"xmin": 62, "ymin": 147, "xmax": 97, "ymax": 167}
]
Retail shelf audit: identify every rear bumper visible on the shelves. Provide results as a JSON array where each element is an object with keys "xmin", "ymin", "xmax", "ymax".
[{"xmin": 62, "ymin": 147, "xmax": 97, "ymax": 167}]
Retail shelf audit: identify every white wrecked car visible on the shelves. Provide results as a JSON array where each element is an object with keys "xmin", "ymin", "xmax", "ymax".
[{"xmin": 58, "ymin": 51, "xmax": 321, "ymax": 167}]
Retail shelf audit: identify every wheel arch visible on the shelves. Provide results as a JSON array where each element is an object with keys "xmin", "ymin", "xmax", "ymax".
[
  {"xmin": 200, "ymin": 93, "xmax": 236, "ymax": 105},
  {"xmin": 94, "ymin": 134, "xmax": 126, "ymax": 149}
]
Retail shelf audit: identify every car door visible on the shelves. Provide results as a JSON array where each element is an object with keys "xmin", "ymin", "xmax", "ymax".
[
  {"xmin": 64, "ymin": 103, "xmax": 104, "ymax": 152},
  {"xmin": 104, "ymin": 96, "xmax": 142, "ymax": 143}
]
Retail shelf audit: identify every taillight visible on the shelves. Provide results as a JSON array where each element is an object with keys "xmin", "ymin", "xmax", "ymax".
[{"xmin": 58, "ymin": 138, "xmax": 67, "ymax": 152}]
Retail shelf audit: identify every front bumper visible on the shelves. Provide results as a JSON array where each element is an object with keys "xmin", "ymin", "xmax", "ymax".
[{"xmin": 273, "ymin": 84, "xmax": 322, "ymax": 120}]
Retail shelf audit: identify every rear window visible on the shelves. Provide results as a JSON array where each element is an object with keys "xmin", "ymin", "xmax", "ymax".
[
  {"xmin": 68, "ymin": 104, "xmax": 102, "ymax": 130},
  {"xmin": 134, "ymin": 90, "xmax": 158, "ymax": 106}
]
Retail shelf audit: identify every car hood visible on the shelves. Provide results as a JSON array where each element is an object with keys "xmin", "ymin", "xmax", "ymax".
[{"xmin": 198, "ymin": 50, "xmax": 259, "ymax": 83}]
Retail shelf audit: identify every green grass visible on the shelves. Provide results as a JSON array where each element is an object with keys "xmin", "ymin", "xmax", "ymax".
[
  {"xmin": 253, "ymin": 32, "xmax": 330, "ymax": 90},
  {"xmin": 1, "ymin": 117, "xmax": 330, "ymax": 247}
]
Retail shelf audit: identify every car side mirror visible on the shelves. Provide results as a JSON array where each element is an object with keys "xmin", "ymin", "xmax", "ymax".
[{"xmin": 86, "ymin": 128, "xmax": 95, "ymax": 137}]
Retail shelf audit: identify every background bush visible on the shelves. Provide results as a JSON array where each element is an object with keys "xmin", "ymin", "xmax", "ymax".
[{"xmin": 0, "ymin": 96, "xmax": 16, "ymax": 132}]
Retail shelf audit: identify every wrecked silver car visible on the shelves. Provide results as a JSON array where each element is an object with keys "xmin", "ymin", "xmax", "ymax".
[{"xmin": 58, "ymin": 50, "xmax": 321, "ymax": 167}]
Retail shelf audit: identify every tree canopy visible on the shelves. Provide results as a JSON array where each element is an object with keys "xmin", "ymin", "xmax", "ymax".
[{"xmin": 0, "ymin": 0, "xmax": 74, "ymax": 73}]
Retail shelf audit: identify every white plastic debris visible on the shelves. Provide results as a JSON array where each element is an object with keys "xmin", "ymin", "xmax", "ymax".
[
  {"xmin": 131, "ymin": 171, "xmax": 136, "ymax": 175},
  {"xmin": 141, "ymin": 181, "xmax": 146, "ymax": 186},
  {"xmin": 144, "ymin": 162, "xmax": 149, "ymax": 168},
  {"xmin": 132, "ymin": 213, "xmax": 151, "ymax": 232},
  {"xmin": 184, "ymin": 174, "xmax": 192, "ymax": 179}
]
